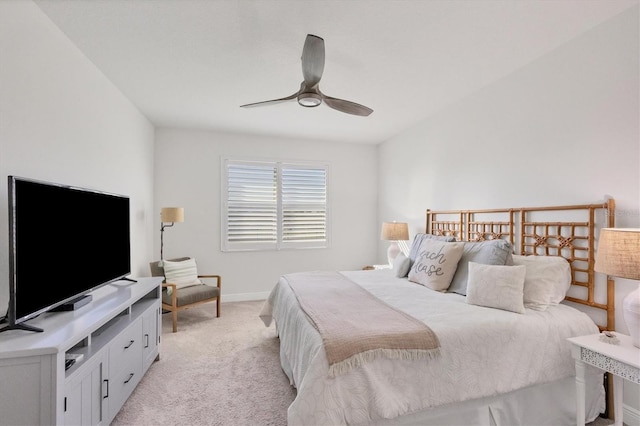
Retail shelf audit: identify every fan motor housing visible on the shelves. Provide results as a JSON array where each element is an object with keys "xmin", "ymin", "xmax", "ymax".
[{"xmin": 298, "ymin": 92, "xmax": 322, "ymax": 107}]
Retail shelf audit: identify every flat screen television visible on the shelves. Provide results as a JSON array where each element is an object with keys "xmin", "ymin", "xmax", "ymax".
[{"xmin": 1, "ymin": 176, "xmax": 131, "ymax": 333}]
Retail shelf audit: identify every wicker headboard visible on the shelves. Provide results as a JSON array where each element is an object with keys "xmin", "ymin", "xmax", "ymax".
[{"xmin": 426, "ymin": 200, "xmax": 616, "ymax": 331}]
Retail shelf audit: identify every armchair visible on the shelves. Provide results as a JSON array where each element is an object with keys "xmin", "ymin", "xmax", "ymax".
[{"xmin": 149, "ymin": 257, "xmax": 221, "ymax": 332}]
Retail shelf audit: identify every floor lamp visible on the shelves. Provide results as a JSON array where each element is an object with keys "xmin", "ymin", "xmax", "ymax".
[
  {"xmin": 595, "ymin": 228, "xmax": 640, "ymax": 348},
  {"xmin": 160, "ymin": 207, "xmax": 184, "ymax": 264}
]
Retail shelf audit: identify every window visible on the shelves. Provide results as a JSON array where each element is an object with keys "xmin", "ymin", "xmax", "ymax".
[{"xmin": 221, "ymin": 158, "xmax": 329, "ymax": 251}]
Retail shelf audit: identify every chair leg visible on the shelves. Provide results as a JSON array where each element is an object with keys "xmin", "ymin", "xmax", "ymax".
[
  {"xmin": 216, "ymin": 297, "xmax": 221, "ymax": 317},
  {"xmin": 172, "ymin": 310, "xmax": 178, "ymax": 333}
]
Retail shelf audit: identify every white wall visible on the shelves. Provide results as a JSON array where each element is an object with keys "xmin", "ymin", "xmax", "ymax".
[
  {"xmin": 378, "ymin": 6, "xmax": 639, "ymax": 421},
  {"xmin": 154, "ymin": 128, "xmax": 378, "ymax": 300},
  {"xmin": 0, "ymin": 1, "xmax": 156, "ymax": 316}
]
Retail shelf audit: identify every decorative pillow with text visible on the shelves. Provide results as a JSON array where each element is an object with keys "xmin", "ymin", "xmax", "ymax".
[
  {"xmin": 408, "ymin": 241, "xmax": 464, "ymax": 291},
  {"xmin": 408, "ymin": 233, "xmax": 457, "ymax": 269}
]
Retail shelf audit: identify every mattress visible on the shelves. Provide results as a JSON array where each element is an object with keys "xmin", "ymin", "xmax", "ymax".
[{"xmin": 260, "ymin": 269, "xmax": 605, "ymax": 425}]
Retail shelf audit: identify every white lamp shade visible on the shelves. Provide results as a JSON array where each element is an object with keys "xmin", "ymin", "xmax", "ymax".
[{"xmin": 161, "ymin": 207, "xmax": 184, "ymax": 223}]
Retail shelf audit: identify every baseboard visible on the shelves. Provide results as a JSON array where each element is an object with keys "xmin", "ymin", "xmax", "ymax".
[
  {"xmin": 625, "ymin": 403, "xmax": 640, "ymax": 426},
  {"xmin": 222, "ymin": 291, "xmax": 269, "ymax": 303}
]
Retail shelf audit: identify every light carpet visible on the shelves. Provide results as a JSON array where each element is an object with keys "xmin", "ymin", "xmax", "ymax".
[
  {"xmin": 112, "ymin": 300, "xmax": 614, "ymax": 426},
  {"xmin": 112, "ymin": 301, "xmax": 295, "ymax": 426}
]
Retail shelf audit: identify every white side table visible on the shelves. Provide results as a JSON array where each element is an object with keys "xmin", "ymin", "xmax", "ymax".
[{"xmin": 568, "ymin": 333, "xmax": 640, "ymax": 426}]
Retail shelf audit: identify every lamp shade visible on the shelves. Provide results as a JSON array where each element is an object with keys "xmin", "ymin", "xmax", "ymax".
[
  {"xmin": 381, "ymin": 222, "xmax": 409, "ymax": 241},
  {"xmin": 595, "ymin": 228, "xmax": 640, "ymax": 279},
  {"xmin": 595, "ymin": 228, "xmax": 640, "ymax": 348},
  {"xmin": 161, "ymin": 207, "xmax": 184, "ymax": 223}
]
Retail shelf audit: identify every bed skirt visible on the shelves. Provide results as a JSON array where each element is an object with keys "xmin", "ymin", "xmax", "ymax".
[{"xmin": 361, "ymin": 373, "xmax": 604, "ymax": 425}]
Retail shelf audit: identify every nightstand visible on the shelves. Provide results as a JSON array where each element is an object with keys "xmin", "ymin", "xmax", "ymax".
[{"xmin": 567, "ymin": 333, "xmax": 640, "ymax": 426}]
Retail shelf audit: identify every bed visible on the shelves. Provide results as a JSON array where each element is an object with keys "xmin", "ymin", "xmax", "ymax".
[{"xmin": 260, "ymin": 201, "xmax": 617, "ymax": 425}]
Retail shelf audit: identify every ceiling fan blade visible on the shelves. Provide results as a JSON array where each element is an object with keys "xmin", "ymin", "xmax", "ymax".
[
  {"xmin": 320, "ymin": 92, "xmax": 373, "ymax": 116},
  {"xmin": 240, "ymin": 91, "xmax": 298, "ymax": 108},
  {"xmin": 301, "ymin": 34, "xmax": 325, "ymax": 87}
]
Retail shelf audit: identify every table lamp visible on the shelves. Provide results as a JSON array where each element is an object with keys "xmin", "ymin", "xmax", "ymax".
[
  {"xmin": 595, "ymin": 228, "xmax": 640, "ymax": 348},
  {"xmin": 381, "ymin": 222, "xmax": 409, "ymax": 265}
]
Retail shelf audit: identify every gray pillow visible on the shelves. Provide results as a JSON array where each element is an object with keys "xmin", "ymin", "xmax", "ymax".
[
  {"xmin": 448, "ymin": 239, "xmax": 514, "ymax": 295},
  {"xmin": 408, "ymin": 233, "xmax": 456, "ymax": 269},
  {"xmin": 392, "ymin": 252, "xmax": 411, "ymax": 277}
]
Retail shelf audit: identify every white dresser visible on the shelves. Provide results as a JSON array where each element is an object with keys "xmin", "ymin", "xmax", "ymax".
[{"xmin": 0, "ymin": 277, "xmax": 162, "ymax": 425}]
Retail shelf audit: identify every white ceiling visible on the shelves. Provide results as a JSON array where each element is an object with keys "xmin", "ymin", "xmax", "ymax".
[{"xmin": 35, "ymin": 0, "xmax": 637, "ymax": 144}]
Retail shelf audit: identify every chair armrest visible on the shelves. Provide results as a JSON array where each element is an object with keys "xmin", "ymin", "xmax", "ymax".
[
  {"xmin": 198, "ymin": 275, "xmax": 221, "ymax": 288},
  {"xmin": 162, "ymin": 282, "xmax": 177, "ymax": 291}
]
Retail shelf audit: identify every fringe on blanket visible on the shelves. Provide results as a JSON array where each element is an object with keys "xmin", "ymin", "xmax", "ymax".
[{"xmin": 328, "ymin": 347, "xmax": 441, "ymax": 377}]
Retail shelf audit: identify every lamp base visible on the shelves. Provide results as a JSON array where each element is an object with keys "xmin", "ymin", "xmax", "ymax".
[
  {"xmin": 387, "ymin": 242, "xmax": 400, "ymax": 266},
  {"xmin": 623, "ymin": 286, "xmax": 640, "ymax": 348}
]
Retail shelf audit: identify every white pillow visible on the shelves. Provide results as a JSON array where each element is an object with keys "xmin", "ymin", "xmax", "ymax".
[
  {"xmin": 448, "ymin": 239, "xmax": 514, "ymax": 296},
  {"xmin": 408, "ymin": 241, "xmax": 464, "ymax": 291},
  {"xmin": 512, "ymin": 255, "xmax": 571, "ymax": 311},
  {"xmin": 392, "ymin": 252, "xmax": 411, "ymax": 277},
  {"xmin": 162, "ymin": 258, "xmax": 202, "ymax": 294},
  {"xmin": 466, "ymin": 262, "xmax": 526, "ymax": 314}
]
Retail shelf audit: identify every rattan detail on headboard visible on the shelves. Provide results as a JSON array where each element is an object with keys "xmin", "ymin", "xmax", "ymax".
[{"xmin": 426, "ymin": 200, "xmax": 616, "ymax": 331}]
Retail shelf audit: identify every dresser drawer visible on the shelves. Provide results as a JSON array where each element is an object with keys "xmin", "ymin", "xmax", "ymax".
[
  {"xmin": 108, "ymin": 354, "xmax": 143, "ymax": 420},
  {"xmin": 109, "ymin": 318, "xmax": 143, "ymax": 373}
]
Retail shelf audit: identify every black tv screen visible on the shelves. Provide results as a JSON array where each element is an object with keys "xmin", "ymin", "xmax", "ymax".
[{"xmin": 5, "ymin": 176, "xmax": 131, "ymax": 330}]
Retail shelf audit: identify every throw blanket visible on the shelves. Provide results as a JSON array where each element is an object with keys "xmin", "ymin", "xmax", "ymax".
[{"xmin": 284, "ymin": 271, "xmax": 440, "ymax": 376}]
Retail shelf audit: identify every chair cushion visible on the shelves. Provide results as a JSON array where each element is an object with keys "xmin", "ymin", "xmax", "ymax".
[{"xmin": 163, "ymin": 284, "xmax": 220, "ymax": 307}]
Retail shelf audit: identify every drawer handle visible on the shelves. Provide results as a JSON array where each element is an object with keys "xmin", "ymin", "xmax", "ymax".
[
  {"xmin": 124, "ymin": 373, "xmax": 135, "ymax": 384},
  {"xmin": 124, "ymin": 340, "xmax": 135, "ymax": 349},
  {"xmin": 103, "ymin": 379, "xmax": 109, "ymax": 399}
]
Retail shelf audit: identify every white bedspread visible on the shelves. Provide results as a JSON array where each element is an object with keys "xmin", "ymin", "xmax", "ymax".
[{"xmin": 260, "ymin": 269, "xmax": 602, "ymax": 425}]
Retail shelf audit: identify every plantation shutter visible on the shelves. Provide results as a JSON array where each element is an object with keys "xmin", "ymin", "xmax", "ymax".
[
  {"xmin": 222, "ymin": 159, "xmax": 329, "ymax": 251},
  {"xmin": 225, "ymin": 162, "xmax": 277, "ymax": 249},
  {"xmin": 281, "ymin": 166, "xmax": 327, "ymax": 245}
]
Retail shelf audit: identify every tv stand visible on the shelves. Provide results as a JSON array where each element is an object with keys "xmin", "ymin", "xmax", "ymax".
[{"xmin": 0, "ymin": 277, "xmax": 162, "ymax": 425}]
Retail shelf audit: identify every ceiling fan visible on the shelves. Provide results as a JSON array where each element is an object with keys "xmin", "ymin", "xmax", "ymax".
[{"xmin": 240, "ymin": 34, "xmax": 373, "ymax": 117}]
